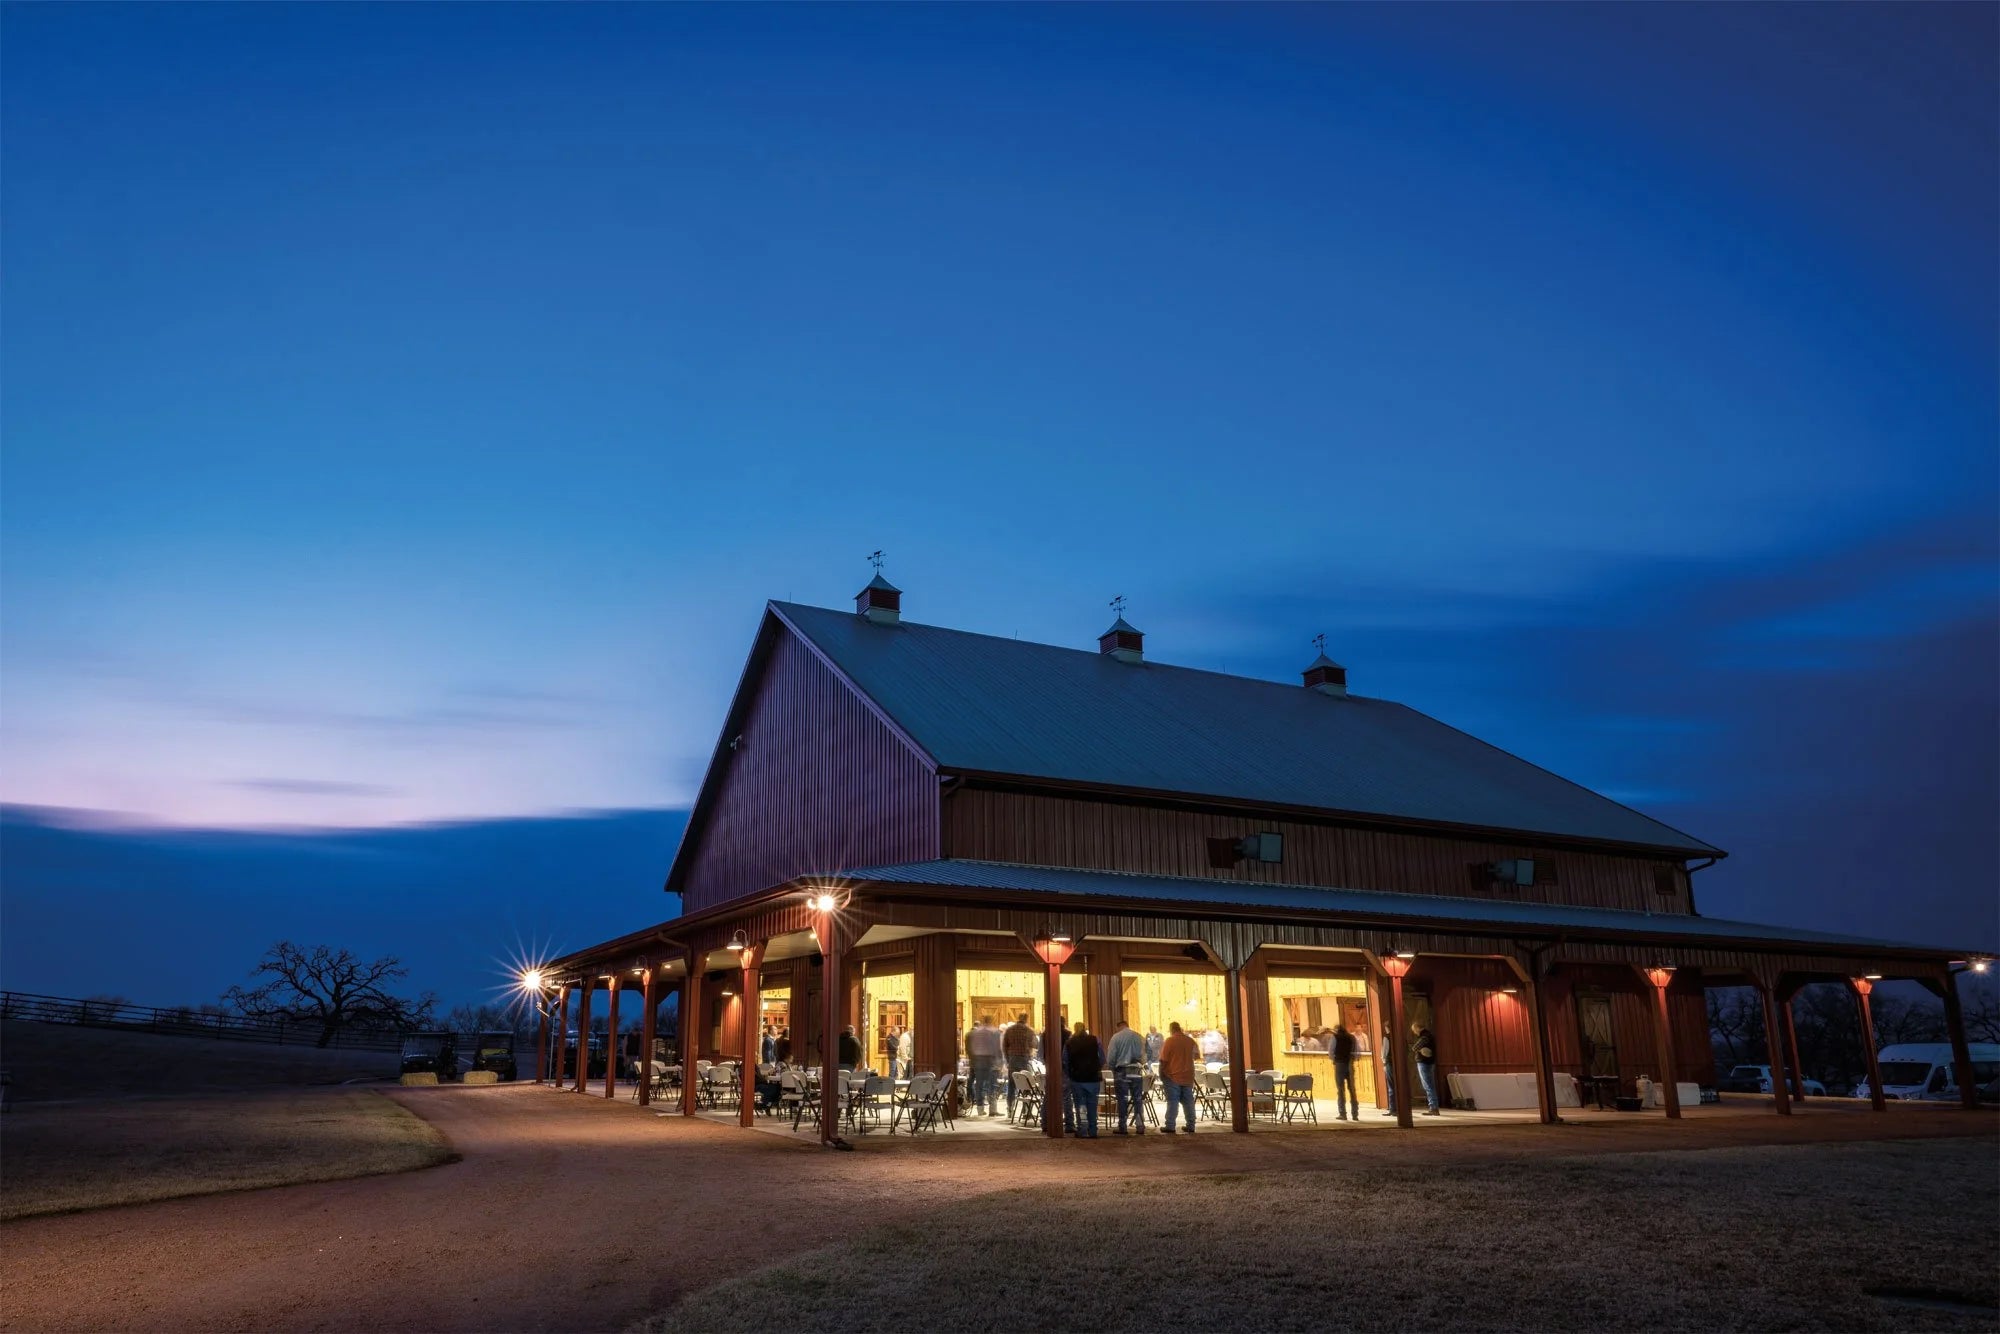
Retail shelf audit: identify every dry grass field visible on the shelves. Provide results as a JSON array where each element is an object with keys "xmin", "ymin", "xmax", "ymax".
[
  {"xmin": 0, "ymin": 1088, "xmax": 452, "ymax": 1220},
  {"xmin": 637, "ymin": 1136, "xmax": 2000, "ymax": 1334}
]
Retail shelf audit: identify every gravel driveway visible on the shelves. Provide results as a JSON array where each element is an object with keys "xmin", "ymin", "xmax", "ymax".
[{"xmin": 0, "ymin": 1083, "xmax": 1989, "ymax": 1333}]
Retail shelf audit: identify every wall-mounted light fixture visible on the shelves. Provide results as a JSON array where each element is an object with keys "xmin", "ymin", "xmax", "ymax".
[
  {"xmin": 1380, "ymin": 949, "xmax": 1416, "ymax": 979},
  {"xmin": 1644, "ymin": 965, "xmax": 1677, "ymax": 989},
  {"xmin": 726, "ymin": 929, "xmax": 750, "ymax": 954}
]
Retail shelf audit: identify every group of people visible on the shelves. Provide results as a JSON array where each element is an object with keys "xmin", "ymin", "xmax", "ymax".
[{"xmin": 756, "ymin": 1010, "xmax": 1445, "ymax": 1126}]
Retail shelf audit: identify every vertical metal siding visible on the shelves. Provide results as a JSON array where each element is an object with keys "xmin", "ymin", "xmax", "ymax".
[
  {"xmin": 943, "ymin": 788, "xmax": 1685, "ymax": 913},
  {"xmin": 1411, "ymin": 956, "xmax": 1537, "ymax": 1074},
  {"xmin": 681, "ymin": 629, "xmax": 940, "ymax": 913}
]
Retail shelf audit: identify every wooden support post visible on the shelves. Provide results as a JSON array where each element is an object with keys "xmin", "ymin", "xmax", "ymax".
[
  {"xmin": 637, "ymin": 968, "xmax": 657, "ymax": 1106},
  {"xmin": 739, "ymin": 944, "xmax": 761, "ymax": 1128},
  {"xmin": 602, "ymin": 975, "xmax": 621, "ymax": 1099},
  {"xmin": 1515, "ymin": 952, "xmax": 1560, "ymax": 1125},
  {"xmin": 1385, "ymin": 968, "xmax": 1414, "ymax": 1130},
  {"xmin": 535, "ymin": 992, "xmax": 550, "ymax": 1085},
  {"xmin": 1778, "ymin": 986, "xmax": 1807, "ymax": 1101},
  {"xmin": 1042, "ymin": 958, "xmax": 1065, "ymax": 1138},
  {"xmin": 1850, "ymin": 978, "xmax": 1886, "ymax": 1112},
  {"xmin": 574, "ymin": 982, "xmax": 593, "ymax": 1092},
  {"xmin": 1942, "ymin": 972, "xmax": 1980, "ymax": 1111},
  {"xmin": 1224, "ymin": 965, "xmax": 1250, "ymax": 1133},
  {"xmin": 553, "ymin": 986, "xmax": 570, "ymax": 1087},
  {"xmin": 680, "ymin": 971, "xmax": 702, "ymax": 1116},
  {"xmin": 1755, "ymin": 981, "xmax": 1792, "ymax": 1116},
  {"xmin": 818, "ymin": 914, "xmax": 843, "ymax": 1145},
  {"xmin": 1640, "ymin": 969, "xmax": 1681, "ymax": 1119}
]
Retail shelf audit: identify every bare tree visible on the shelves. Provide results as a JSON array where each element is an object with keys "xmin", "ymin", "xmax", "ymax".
[
  {"xmin": 1961, "ymin": 977, "xmax": 2000, "ymax": 1045},
  {"xmin": 1707, "ymin": 988, "xmax": 1764, "ymax": 1069},
  {"xmin": 224, "ymin": 942, "xmax": 436, "ymax": 1047},
  {"xmin": 444, "ymin": 1000, "xmax": 526, "ymax": 1036}
]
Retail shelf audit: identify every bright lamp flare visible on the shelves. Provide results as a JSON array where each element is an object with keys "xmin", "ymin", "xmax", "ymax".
[
  {"xmin": 808, "ymin": 892, "xmax": 837, "ymax": 913},
  {"xmin": 520, "ymin": 968, "xmax": 544, "ymax": 992}
]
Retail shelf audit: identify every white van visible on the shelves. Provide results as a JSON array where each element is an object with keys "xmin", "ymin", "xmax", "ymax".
[{"xmin": 1854, "ymin": 1043, "xmax": 2000, "ymax": 1101}]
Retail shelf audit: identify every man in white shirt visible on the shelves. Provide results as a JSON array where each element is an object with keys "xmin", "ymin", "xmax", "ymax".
[{"xmin": 965, "ymin": 1017, "xmax": 1004, "ymax": 1115}]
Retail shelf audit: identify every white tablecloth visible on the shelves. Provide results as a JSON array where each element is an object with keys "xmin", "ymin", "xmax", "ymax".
[{"xmin": 1449, "ymin": 1072, "xmax": 1542, "ymax": 1110}]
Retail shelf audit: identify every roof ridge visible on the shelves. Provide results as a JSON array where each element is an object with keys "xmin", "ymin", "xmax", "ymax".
[{"xmin": 771, "ymin": 599, "xmax": 1388, "ymax": 703}]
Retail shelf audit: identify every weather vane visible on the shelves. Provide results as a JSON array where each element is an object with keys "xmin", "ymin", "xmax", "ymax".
[
  {"xmin": 1312, "ymin": 632, "xmax": 1327, "ymax": 655},
  {"xmin": 868, "ymin": 549, "xmax": 884, "ymax": 573},
  {"xmin": 1110, "ymin": 594, "xmax": 1126, "ymax": 618}
]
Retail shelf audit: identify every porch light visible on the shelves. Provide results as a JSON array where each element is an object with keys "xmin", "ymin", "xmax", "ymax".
[
  {"xmin": 1031, "ymin": 927, "xmax": 1075, "ymax": 967},
  {"xmin": 1380, "ymin": 949, "xmax": 1415, "ymax": 979},
  {"xmin": 1851, "ymin": 975, "xmax": 1876, "ymax": 996},
  {"xmin": 806, "ymin": 891, "xmax": 839, "ymax": 913},
  {"xmin": 1976, "ymin": 960, "xmax": 1992, "ymax": 974},
  {"xmin": 1644, "ymin": 965, "xmax": 1677, "ymax": 989},
  {"xmin": 1862, "ymin": 973, "xmax": 1883, "ymax": 981},
  {"xmin": 726, "ymin": 929, "xmax": 750, "ymax": 953},
  {"xmin": 519, "ymin": 969, "xmax": 545, "ymax": 993}
]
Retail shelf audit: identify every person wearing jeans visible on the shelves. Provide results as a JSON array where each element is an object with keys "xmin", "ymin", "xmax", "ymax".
[
  {"xmin": 1063, "ymin": 1021, "xmax": 1102, "ymax": 1138},
  {"xmin": 965, "ymin": 1017, "xmax": 1002, "ymax": 1115},
  {"xmin": 1104, "ymin": 1017, "xmax": 1147, "ymax": 1135},
  {"xmin": 1330, "ymin": 1023, "xmax": 1359, "ymax": 1121},
  {"xmin": 1412, "ymin": 1022, "xmax": 1441, "ymax": 1115},
  {"xmin": 1157, "ymin": 1020, "xmax": 1199, "ymax": 1133}
]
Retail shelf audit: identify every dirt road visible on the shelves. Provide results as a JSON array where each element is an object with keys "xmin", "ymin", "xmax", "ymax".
[{"xmin": 1, "ymin": 1084, "xmax": 1990, "ymax": 1333}]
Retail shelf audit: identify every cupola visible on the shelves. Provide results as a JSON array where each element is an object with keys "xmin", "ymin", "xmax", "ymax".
[
  {"xmin": 1098, "ymin": 599, "xmax": 1143, "ymax": 664},
  {"xmin": 856, "ymin": 555, "xmax": 901, "ymax": 625}
]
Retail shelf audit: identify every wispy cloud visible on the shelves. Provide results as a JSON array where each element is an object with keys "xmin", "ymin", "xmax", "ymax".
[{"xmin": 226, "ymin": 778, "xmax": 403, "ymax": 798}]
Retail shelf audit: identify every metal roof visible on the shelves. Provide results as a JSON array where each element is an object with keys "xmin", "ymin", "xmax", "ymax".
[
  {"xmin": 774, "ymin": 601, "xmax": 1720, "ymax": 856},
  {"xmin": 842, "ymin": 859, "xmax": 1942, "ymax": 954}
]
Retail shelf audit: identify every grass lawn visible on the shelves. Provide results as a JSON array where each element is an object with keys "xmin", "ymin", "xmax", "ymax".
[
  {"xmin": 0, "ymin": 1088, "xmax": 452, "ymax": 1221},
  {"xmin": 637, "ymin": 1137, "xmax": 2000, "ymax": 1334}
]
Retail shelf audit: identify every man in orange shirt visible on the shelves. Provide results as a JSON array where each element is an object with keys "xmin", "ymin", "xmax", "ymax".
[{"xmin": 1157, "ymin": 1020, "xmax": 1200, "ymax": 1133}]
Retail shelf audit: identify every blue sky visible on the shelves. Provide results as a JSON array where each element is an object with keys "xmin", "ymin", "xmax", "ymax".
[{"xmin": 2, "ymin": 5, "xmax": 1994, "ymax": 1000}]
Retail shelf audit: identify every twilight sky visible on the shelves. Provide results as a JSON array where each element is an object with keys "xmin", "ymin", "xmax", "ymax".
[{"xmin": 2, "ymin": 5, "xmax": 1994, "ymax": 1002}]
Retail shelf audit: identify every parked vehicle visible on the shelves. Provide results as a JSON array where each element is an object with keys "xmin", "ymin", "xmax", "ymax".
[
  {"xmin": 1717, "ymin": 1064, "xmax": 1826, "ymax": 1096},
  {"xmin": 400, "ymin": 1032, "xmax": 460, "ymax": 1080},
  {"xmin": 471, "ymin": 1032, "xmax": 517, "ymax": 1081},
  {"xmin": 1854, "ymin": 1043, "xmax": 2000, "ymax": 1101}
]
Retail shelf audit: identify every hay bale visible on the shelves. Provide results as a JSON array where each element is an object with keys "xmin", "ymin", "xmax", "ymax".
[
  {"xmin": 462, "ymin": 1070, "xmax": 499, "ymax": 1085},
  {"xmin": 399, "ymin": 1072, "xmax": 439, "ymax": 1087}
]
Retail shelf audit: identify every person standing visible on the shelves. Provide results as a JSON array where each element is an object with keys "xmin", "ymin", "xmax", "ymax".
[
  {"xmin": 773, "ymin": 1027, "xmax": 792, "ymax": 1064},
  {"xmin": 1063, "ymin": 1021, "xmax": 1103, "ymax": 1138},
  {"xmin": 1104, "ymin": 1016, "xmax": 1147, "ymax": 1135},
  {"xmin": 897, "ymin": 1026, "xmax": 914, "ymax": 1080},
  {"xmin": 1158, "ymin": 1021, "xmax": 1198, "ymax": 1133},
  {"xmin": 966, "ymin": 1016, "xmax": 1003, "ymax": 1115},
  {"xmin": 1002, "ymin": 1011, "xmax": 1035, "ymax": 1120},
  {"xmin": 1382, "ymin": 1043, "xmax": 1397, "ymax": 1119},
  {"xmin": 1412, "ymin": 1021, "xmax": 1441, "ymax": 1116},
  {"xmin": 883, "ymin": 1024, "xmax": 901, "ymax": 1078},
  {"xmin": 1199, "ymin": 1025, "xmax": 1227, "ymax": 1068},
  {"xmin": 761, "ymin": 1023, "xmax": 777, "ymax": 1068},
  {"xmin": 1144, "ymin": 1024, "xmax": 1164, "ymax": 1065},
  {"xmin": 1330, "ymin": 1023, "xmax": 1359, "ymax": 1121},
  {"xmin": 837, "ymin": 1024, "xmax": 862, "ymax": 1072}
]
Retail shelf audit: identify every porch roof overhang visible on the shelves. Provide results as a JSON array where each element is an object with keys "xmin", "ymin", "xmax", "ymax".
[{"xmin": 547, "ymin": 859, "xmax": 1979, "ymax": 982}]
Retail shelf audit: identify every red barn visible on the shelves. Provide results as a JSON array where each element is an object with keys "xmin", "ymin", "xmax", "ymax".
[{"xmin": 542, "ymin": 573, "xmax": 1985, "ymax": 1135}]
